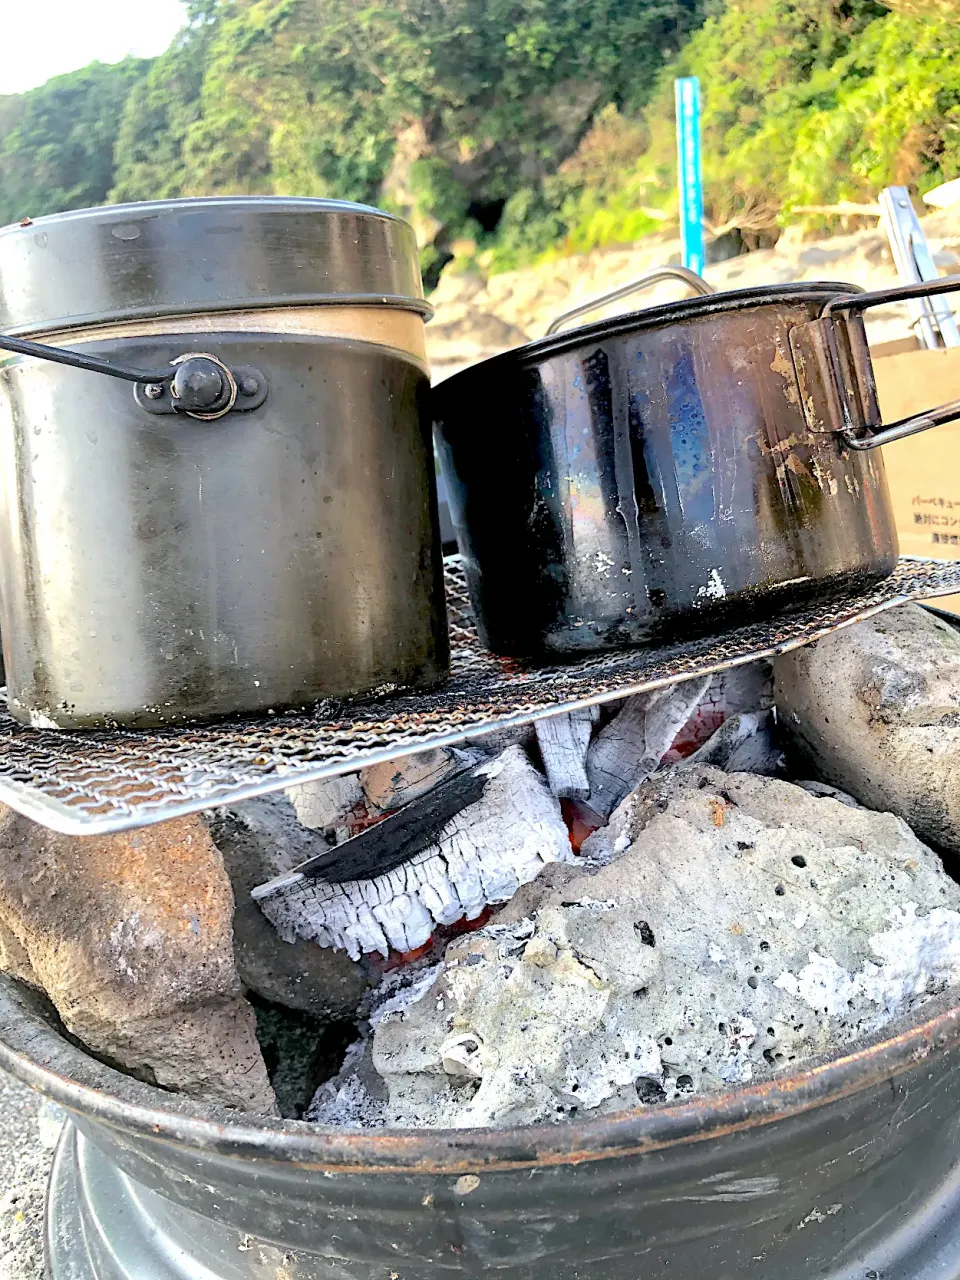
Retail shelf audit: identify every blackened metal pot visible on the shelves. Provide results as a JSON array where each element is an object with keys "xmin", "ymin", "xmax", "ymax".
[
  {"xmin": 433, "ymin": 270, "xmax": 960, "ymax": 658},
  {"xmin": 0, "ymin": 198, "xmax": 448, "ymax": 728},
  {"xmin": 3, "ymin": 975, "xmax": 960, "ymax": 1278}
]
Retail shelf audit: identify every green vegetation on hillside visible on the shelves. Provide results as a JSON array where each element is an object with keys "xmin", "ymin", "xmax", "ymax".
[
  {"xmin": 108, "ymin": 0, "xmax": 703, "ymax": 281},
  {"xmin": 0, "ymin": 58, "xmax": 148, "ymax": 229},
  {"xmin": 0, "ymin": 0, "xmax": 958, "ymax": 281},
  {"xmin": 110, "ymin": 1, "xmax": 220, "ymax": 203},
  {"xmin": 480, "ymin": 0, "xmax": 960, "ymax": 269},
  {"xmin": 652, "ymin": 0, "xmax": 960, "ymax": 231}
]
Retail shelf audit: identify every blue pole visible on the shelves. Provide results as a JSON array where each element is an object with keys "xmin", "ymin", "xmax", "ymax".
[{"xmin": 675, "ymin": 76, "xmax": 705, "ymax": 276}]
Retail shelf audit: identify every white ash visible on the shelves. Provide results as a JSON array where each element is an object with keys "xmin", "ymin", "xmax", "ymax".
[
  {"xmin": 584, "ymin": 676, "xmax": 712, "ymax": 818},
  {"xmin": 319, "ymin": 767, "xmax": 960, "ymax": 1129},
  {"xmin": 308, "ymin": 961, "xmax": 442, "ymax": 1128},
  {"xmin": 307, "ymin": 1037, "xmax": 388, "ymax": 1128},
  {"xmin": 308, "ymin": 1068, "xmax": 386, "ymax": 1129},
  {"xmin": 369, "ymin": 964, "xmax": 443, "ymax": 1027},
  {"xmin": 284, "ymin": 773, "xmax": 363, "ymax": 837},
  {"xmin": 257, "ymin": 746, "xmax": 573, "ymax": 959},
  {"xmin": 534, "ymin": 707, "xmax": 598, "ymax": 800},
  {"xmin": 774, "ymin": 903, "xmax": 960, "ymax": 1014}
]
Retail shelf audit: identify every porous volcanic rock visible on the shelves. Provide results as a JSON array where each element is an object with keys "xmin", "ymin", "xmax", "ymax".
[{"xmin": 317, "ymin": 767, "xmax": 960, "ymax": 1128}]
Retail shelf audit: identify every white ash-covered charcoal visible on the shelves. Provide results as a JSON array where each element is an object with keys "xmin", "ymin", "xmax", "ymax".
[
  {"xmin": 774, "ymin": 603, "xmax": 960, "ymax": 853},
  {"xmin": 685, "ymin": 710, "xmax": 783, "ymax": 776},
  {"xmin": 660, "ymin": 661, "xmax": 774, "ymax": 764},
  {"xmin": 255, "ymin": 746, "xmax": 572, "ymax": 960},
  {"xmin": 284, "ymin": 773, "xmax": 365, "ymax": 839},
  {"xmin": 360, "ymin": 748, "xmax": 468, "ymax": 812},
  {"xmin": 461, "ymin": 722, "xmax": 537, "ymax": 757},
  {"xmin": 584, "ymin": 676, "xmax": 712, "ymax": 818},
  {"xmin": 534, "ymin": 707, "xmax": 599, "ymax": 799},
  {"xmin": 338, "ymin": 766, "xmax": 960, "ymax": 1130},
  {"xmin": 285, "ymin": 750, "xmax": 481, "ymax": 850},
  {"xmin": 548, "ymin": 663, "xmax": 775, "ymax": 821}
]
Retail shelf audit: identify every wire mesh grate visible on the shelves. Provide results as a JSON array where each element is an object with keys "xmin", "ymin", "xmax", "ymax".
[{"xmin": 0, "ymin": 555, "xmax": 958, "ymax": 835}]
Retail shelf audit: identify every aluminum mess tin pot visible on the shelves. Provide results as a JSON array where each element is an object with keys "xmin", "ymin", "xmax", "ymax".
[
  {"xmin": 433, "ymin": 270, "xmax": 960, "ymax": 659},
  {"xmin": 0, "ymin": 197, "xmax": 448, "ymax": 728},
  {"xmin": 4, "ymin": 975, "xmax": 960, "ymax": 1280}
]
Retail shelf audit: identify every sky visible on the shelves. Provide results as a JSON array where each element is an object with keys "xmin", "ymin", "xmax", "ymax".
[{"xmin": 0, "ymin": 0, "xmax": 186, "ymax": 96}]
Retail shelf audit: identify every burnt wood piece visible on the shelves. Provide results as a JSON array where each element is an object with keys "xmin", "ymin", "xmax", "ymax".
[{"xmin": 253, "ymin": 763, "xmax": 486, "ymax": 894}]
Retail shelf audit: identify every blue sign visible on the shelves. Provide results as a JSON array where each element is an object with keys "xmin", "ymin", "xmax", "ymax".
[{"xmin": 675, "ymin": 77, "xmax": 705, "ymax": 276}]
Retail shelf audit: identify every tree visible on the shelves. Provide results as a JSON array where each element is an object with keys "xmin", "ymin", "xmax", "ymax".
[
  {"xmin": 635, "ymin": 0, "xmax": 893, "ymax": 236},
  {"xmin": 157, "ymin": 0, "xmax": 704, "ymax": 273},
  {"xmin": 110, "ymin": 2, "xmax": 222, "ymax": 202},
  {"xmin": 0, "ymin": 59, "xmax": 148, "ymax": 226}
]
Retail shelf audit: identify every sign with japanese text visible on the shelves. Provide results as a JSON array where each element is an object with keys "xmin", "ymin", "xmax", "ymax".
[{"xmin": 875, "ymin": 345, "xmax": 960, "ymax": 616}]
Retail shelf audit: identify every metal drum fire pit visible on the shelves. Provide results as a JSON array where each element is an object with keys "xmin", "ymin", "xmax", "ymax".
[{"xmin": 3, "ymin": 975, "xmax": 960, "ymax": 1278}]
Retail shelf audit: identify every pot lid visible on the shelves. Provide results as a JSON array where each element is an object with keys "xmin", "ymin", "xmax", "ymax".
[{"xmin": 0, "ymin": 197, "xmax": 428, "ymax": 335}]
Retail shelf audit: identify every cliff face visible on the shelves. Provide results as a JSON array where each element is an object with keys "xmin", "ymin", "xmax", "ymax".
[{"xmin": 425, "ymin": 210, "xmax": 960, "ymax": 379}]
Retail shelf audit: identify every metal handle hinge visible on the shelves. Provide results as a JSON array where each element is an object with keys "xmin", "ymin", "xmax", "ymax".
[
  {"xmin": 789, "ymin": 274, "xmax": 960, "ymax": 450},
  {"xmin": 0, "ymin": 332, "xmax": 268, "ymax": 421}
]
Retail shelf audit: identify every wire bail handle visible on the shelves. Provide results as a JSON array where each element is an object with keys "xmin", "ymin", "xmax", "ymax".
[{"xmin": 0, "ymin": 330, "xmax": 267, "ymax": 421}]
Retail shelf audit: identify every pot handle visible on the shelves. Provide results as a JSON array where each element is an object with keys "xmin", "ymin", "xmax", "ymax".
[
  {"xmin": 544, "ymin": 265, "xmax": 714, "ymax": 336},
  {"xmin": 792, "ymin": 275, "xmax": 960, "ymax": 451},
  {"xmin": 0, "ymin": 330, "xmax": 268, "ymax": 420}
]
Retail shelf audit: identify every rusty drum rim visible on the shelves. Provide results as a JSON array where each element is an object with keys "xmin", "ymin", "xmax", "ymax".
[{"xmin": 0, "ymin": 975, "xmax": 958, "ymax": 1174}]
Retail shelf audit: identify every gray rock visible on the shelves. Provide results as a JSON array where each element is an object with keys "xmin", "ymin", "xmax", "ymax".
[
  {"xmin": 774, "ymin": 603, "xmax": 960, "ymax": 851},
  {"xmin": 351, "ymin": 767, "xmax": 960, "ymax": 1129},
  {"xmin": 206, "ymin": 796, "xmax": 372, "ymax": 1019},
  {"xmin": 0, "ymin": 918, "xmax": 34, "ymax": 989},
  {"xmin": 795, "ymin": 780, "xmax": 865, "ymax": 808}
]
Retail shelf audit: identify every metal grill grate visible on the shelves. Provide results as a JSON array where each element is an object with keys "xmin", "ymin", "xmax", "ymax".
[{"xmin": 0, "ymin": 556, "xmax": 958, "ymax": 835}]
